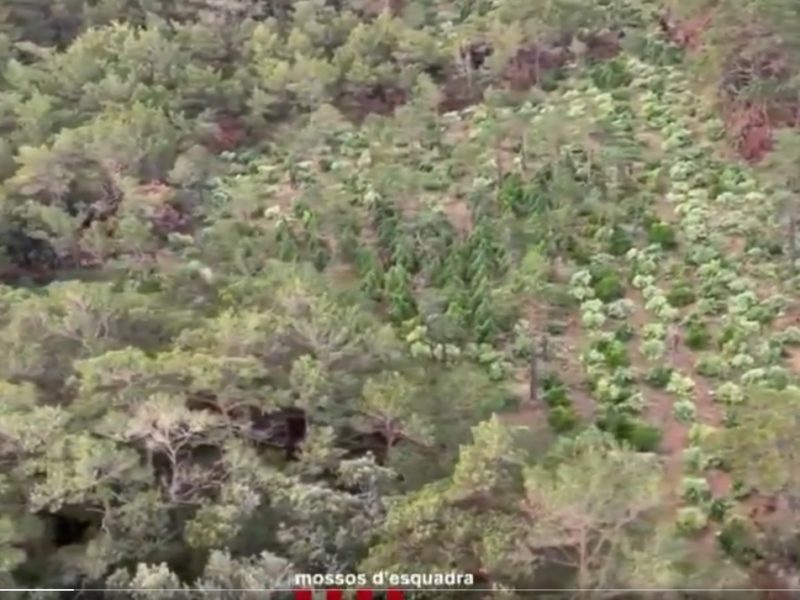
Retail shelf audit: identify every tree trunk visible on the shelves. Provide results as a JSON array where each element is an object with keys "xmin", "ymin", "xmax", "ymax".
[
  {"xmin": 529, "ymin": 344, "xmax": 538, "ymax": 404},
  {"xmin": 788, "ymin": 214, "xmax": 797, "ymax": 274}
]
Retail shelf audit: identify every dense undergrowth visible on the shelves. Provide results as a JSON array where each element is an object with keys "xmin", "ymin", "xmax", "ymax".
[{"xmin": 2, "ymin": 0, "xmax": 800, "ymax": 597}]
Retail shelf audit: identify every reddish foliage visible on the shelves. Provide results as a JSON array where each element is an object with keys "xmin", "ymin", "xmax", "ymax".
[
  {"xmin": 503, "ymin": 45, "xmax": 571, "ymax": 91},
  {"xmin": 659, "ymin": 11, "xmax": 712, "ymax": 51},
  {"xmin": 0, "ymin": 264, "xmax": 54, "ymax": 285},
  {"xmin": 213, "ymin": 114, "xmax": 246, "ymax": 151},
  {"xmin": 151, "ymin": 203, "xmax": 191, "ymax": 236},
  {"xmin": 725, "ymin": 103, "xmax": 774, "ymax": 162},
  {"xmin": 138, "ymin": 180, "xmax": 172, "ymax": 198},
  {"xmin": 750, "ymin": 567, "xmax": 793, "ymax": 600},
  {"xmin": 135, "ymin": 180, "xmax": 191, "ymax": 235},
  {"xmin": 437, "ymin": 75, "xmax": 484, "ymax": 113},
  {"xmin": 338, "ymin": 84, "xmax": 408, "ymax": 121},
  {"xmin": 584, "ymin": 31, "xmax": 624, "ymax": 60}
]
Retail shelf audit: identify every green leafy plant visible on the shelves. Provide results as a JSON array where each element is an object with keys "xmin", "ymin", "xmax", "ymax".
[
  {"xmin": 685, "ymin": 319, "xmax": 711, "ymax": 350},
  {"xmin": 548, "ymin": 404, "xmax": 580, "ymax": 433},
  {"xmin": 667, "ymin": 282, "xmax": 696, "ymax": 308},
  {"xmin": 676, "ymin": 506, "xmax": 708, "ymax": 536},
  {"xmin": 645, "ymin": 366, "xmax": 673, "ymax": 388},
  {"xmin": 647, "ymin": 220, "xmax": 678, "ymax": 249}
]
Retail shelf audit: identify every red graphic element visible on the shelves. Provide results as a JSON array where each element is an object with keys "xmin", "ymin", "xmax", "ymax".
[{"xmin": 294, "ymin": 588, "xmax": 403, "ymax": 599}]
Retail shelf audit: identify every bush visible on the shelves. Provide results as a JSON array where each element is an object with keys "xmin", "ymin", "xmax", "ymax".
[
  {"xmin": 695, "ymin": 353, "xmax": 728, "ymax": 378},
  {"xmin": 681, "ymin": 476, "xmax": 711, "ymax": 503},
  {"xmin": 779, "ymin": 326, "xmax": 800, "ymax": 346},
  {"xmin": 709, "ymin": 497, "xmax": 733, "ymax": 522},
  {"xmin": 543, "ymin": 385, "xmax": 570, "ymax": 408},
  {"xmin": 647, "ymin": 221, "xmax": 677, "ymax": 249},
  {"xmin": 676, "ymin": 506, "xmax": 708, "ymax": 535},
  {"xmin": 615, "ymin": 323, "xmax": 635, "ymax": 342},
  {"xmin": 607, "ymin": 226, "xmax": 633, "ymax": 256},
  {"xmin": 593, "ymin": 272, "xmax": 625, "ymax": 303},
  {"xmin": 763, "ymin": 366, "xmax": 789, "ymax": 390},
  {"xmin": 542, "ymin": 373, "xmax": 564, "ymax": 391},
  {"xmin": 645, "ymin": 365, "xmax": 673, "ymax": 388},
  {"xmin": 589, "ymin": 58, "xmax": 633, "ymax": 89},
  {"xmin": 548, "ymin": 405, "xmax": 579, "ymax": 433},
  {"xmin": 673, "ymin": 399, "xmax": 697, "ymax": 423},
  {"xmin": 718, "ymin": 515, "xmax": 762, "ymax": 564},
  {"xmin": 600, "ymin": 412, "xmax": 662, "ymax": 452},
  {"xmin": 667, "ymin": 283, "xmax": 696, "ymax": 308},
  {"xmin": 566, "ymin": 237, "xmax": 593, "ymax": 264},
  {"xmin": 685, "ymin": 319, "xmax": 711, "ymax": 350},
  {"xmin": 595, "ymin": 338, "xmax": 629, "ymax": 368},
  {"xmin": 546, "ymin": 319, "xmax": 569, "ymax": 335},
  {"xmin": 626, "ymin": 421, "xmax": 663, "ymax": 452}
]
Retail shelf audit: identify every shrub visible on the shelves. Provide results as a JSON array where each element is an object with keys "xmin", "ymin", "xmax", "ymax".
[
  {"xmin": 667, "ymin": 283, "xmax": 696, "ymax": 307},
  {"xmin": 685, "ymin": 319, "xmax": 711, "ymax": 350},
  {"xmin": 596, "ymin": 338, "xmax": 629, "ymax": 368},
  {"xmin": 641, "ymin": 338, "xmax": 665, "ymax": 361},
  {"xmin": 542, "ymin": 373, "xmax": 564, "ymax": 391},
  {"xmin": 566, "ymin": 237, "xmax": 593, "ymax": 264},
  {"xmin": 780, "ymin": 326, "xmax": 800, "ymax": 346},
  {"xmin": 548, "ymin": 405, "xmax": 579, "ymax": 433},
  {"xmin": 647, "ymin": 221, "xmax": 678, "ymax": 249},
  {"xmin": 718, "ymin": 515, "xmax": 761, "ymax": 564},
  {"xmin": 626, "ymin": 421, "xmax": 663, "ymax": 452},
  {"xmin": 607, "ymin": 226, "xmax": 633, "ymax": 256},
  {"xmin": 765, "ymin": 366, "xmax": 790, "ymax": 390},
  {"xmin": 593, "ymin": 272, "xmax": 625, "ymax": 303},
  {"xmin": 673, "ymin": 398, "xmax": 697, "ymax": 423},
  {"xmin": 718, "ymin": 324, "xmax": 738, "ymax": 348},
  {"xmin": 683, "ymin": 446, "xmax": 710, "ymax": 473},
  {"xmin": 600, "ymin": 412, "xmax": 662, "ymax": 452},
  {"xmin": 715, "ymin": 382, "xmax": 743, "ymax": 405},
  {"xmin": 590, "ymin": 58, "xmax": 633, "ymax": 89},
  {"xmin": 543, "ymin": 385, "xmax": 570, "ymax": 408},
  {"xmin": 676, "ymin": 506, "xmax": 708, "ymax": 535},
  {"xmin": 681, "ymin": 476, "xmax": 711, "ymax": 503},
  {"xmin": 695, "ymin": 353, "xmax": 727, "ymax": 378},
  {"xmin": 645, "ymin": 366, "xmax": 673, "ymax": 388},
  {"xmin": 546, "ymin": 320, "xmax": 569, "ymax": 335},
  {"xmin": 709, "ymin": 497, "xmax": 733, "ymax": 522},
  {"xmin": 615, "ymin": 323, "xmax": 635, "ymax": 342}
]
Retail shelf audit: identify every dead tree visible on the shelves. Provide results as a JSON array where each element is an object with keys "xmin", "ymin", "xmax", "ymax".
[
  {"xmin": 529, "ymin": 348, "xmax": 538, "ymax": 404},
  {"xmin": 529, "ymin": 335, "xmax": 551, "ymax": 404},
  {"xmin": 788, "ymin": 214, "xmax": 797, "ymax": 274}
]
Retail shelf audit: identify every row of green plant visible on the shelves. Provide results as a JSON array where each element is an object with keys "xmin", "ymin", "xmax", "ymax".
[{"xmin": 629, "ymin": 55, "xmax": 798, "ymax": 541}]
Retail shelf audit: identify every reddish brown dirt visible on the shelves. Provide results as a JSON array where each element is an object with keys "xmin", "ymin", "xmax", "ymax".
[
  {"xmin": 659, "ymin": 10, "xmax": 713, "ymax": 52},
  {"xmin": 627, "ymin": 293, "xmax": 688, "ymax": 509},
  {"xmin": 441, "ymin": 197, "xmax": 474, "ymax": 237},
  {"xmin": 787, "ymin": 347, "xmax": 800, "ymax": 373},
  {"xmin": 726, "ymin": 103, "xmax": 774, "ymax": 163},
  {"xmin": 506, "ymin": 303, "xmax": 595, "ymax": 432},
  {"xmin": 627, "ymin": 287, "xmax": 727, "ymax": 553},
  {"xmin": 501, "ymin": 378, "xmax": 547, "ymax": 428}
]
